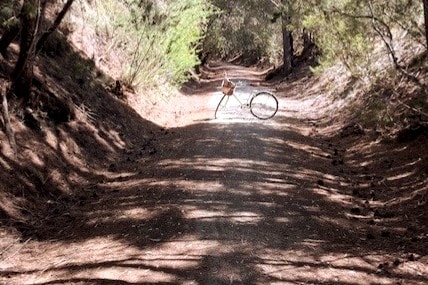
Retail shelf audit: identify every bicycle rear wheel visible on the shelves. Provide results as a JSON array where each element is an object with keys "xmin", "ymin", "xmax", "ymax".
[{"xmin": 250, "ymin": 92, "xmax": 278, "ymax": 120}]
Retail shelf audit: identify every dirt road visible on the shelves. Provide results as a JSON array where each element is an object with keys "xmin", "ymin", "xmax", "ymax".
[{"xmin": 1, "ymin": 63, "xmax": 427, "ymax": 285}]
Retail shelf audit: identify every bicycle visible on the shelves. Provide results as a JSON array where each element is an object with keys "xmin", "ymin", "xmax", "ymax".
[{"xmin": 215, "ymin": 79, "xmax": 278, "ymax": 120}]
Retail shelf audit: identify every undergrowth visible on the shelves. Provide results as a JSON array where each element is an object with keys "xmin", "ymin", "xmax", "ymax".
[
  {"xmin": 342, "ymin": 54, "xmax": 428, "ymax": 137},
  {"xmin": 71, "ymin": 0, "xmax": 213, "ymax": 90}
]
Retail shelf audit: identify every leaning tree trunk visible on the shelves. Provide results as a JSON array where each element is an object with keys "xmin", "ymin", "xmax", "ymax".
[
  {"xmin": 281, "ymin": 15, "xmax": 293, "ymax": 75},
  {"xmin": 0, "ymin": 79, "xmax": 17, "ymax": 155},
  {"xmin": 11, "ymin": 0, "xmax": 41, "ymax": 99},
  {"xmin": 36, "ymin": 0, "xmax": 75, "ymax": 54},
  {"xmin": 424, "ymin": 0, "xmax": 428, "ymax": 49}
]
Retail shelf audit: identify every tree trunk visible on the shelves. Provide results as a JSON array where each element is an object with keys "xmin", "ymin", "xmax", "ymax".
[
  {"xmin": 11, "ymin": 0, "xmax": 40, "ymax": 99},
  {"xmin": 0, "ymin": 80, "xmax": 17, "ymax": 155},
  {"xmin": 281, "ymin": 15, "xmax": 293, "ymax": 75},
  {"xmin": 36, "ymin": 0, "xmax": 75, "ymax": 54},
  {"xmin": 302, "ymin": 29, "xmax": 313, "ymax": 51},
  {"xmin": 424, "ymin": 0, "xmax": 428, "ymax": 49}
]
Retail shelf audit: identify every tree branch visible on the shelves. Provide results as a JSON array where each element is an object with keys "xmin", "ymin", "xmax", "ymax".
[
  {"xmin": 329, "ymin": 4, "xmax": 425, "ymax": 89},
  {"xmin": 367, "ymin": 1, "xmax": 424, "ymax": 88},
  {"xmin": 36, "ymin": 0, "xmax": 75, "ymax": 54},
  {"xmin": 0, "ymin": 80, "xmax": 17, "ymax": 155}
]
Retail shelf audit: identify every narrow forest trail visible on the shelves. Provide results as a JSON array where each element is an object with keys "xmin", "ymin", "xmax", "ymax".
[{"xmin": 1, "ymin": 63, "xmax": 427, "ymax": 285}]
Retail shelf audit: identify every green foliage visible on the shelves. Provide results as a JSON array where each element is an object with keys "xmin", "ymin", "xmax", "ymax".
[
  {"xmin": 22, "ymin": 1, "xmax": 39, "ymax": 19},
  {"xmin": 304, "ymin": 10, "xmax": 373, "ymax": 75},
  {"xmin": 410, "ymin": 93, "xmax": 428, "ymax": 113},
  {"xmin": 83, "ymin": 0, "xmax": 213, "ymax": 88},
  {"xmin": 0, "ymin": 6, "xmax": 14, "ymax": 22},
  {"xmin": 203, "ymin": 0, "xmax": 280, "ymax": 64},
  {"xmin": 75, "ymin": 0, "xmax": 424, "ymax": 86},
  {"xmin": 39, "ymin": 30, "xmax": 71, "ymax": 57},
  {"xmin": 360, "ymin": 97, "xmax": 390, "ymax": 127},
  {"xmin": 0, "ymin": 0, "xmax": 20, "ymax": 28},
  {"xmin": 196, "ymin": 0, "xmax": 427, "ymax": 76},
  {"xmin": 164, "ymin": 0, "xmax": 213, "ymax": 83},
  {"xmin": 302, "ymin": 0, "xmax": 424, "ymax": 75},
  {"xmin": 69, "ymin": 52, "xmax": 96, "ymax": 82}
]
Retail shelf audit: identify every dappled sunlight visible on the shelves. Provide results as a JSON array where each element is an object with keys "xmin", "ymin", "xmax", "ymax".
[
  {"xmin": 2, "ymin": 53, "xmax": 427, "ymax": 284},
  {"xmin": 384, "ymin": 187, "xmax": 428, "ymax": 207},
  {"xmin": 284, "ymin": 140, "xmax": 328, "ymax": 157},
  {"xmin": 313, "ymin": 215, "xmax": 361, "ymax": 232},
  {"xmin": 10, "ymin": 233, "xmax": 424, "ymax": 285},
  {"xmin": 158, "ymin": 157, "xmax": 271, "ymax": 171},
  {"xmin": 255, "ymin": 182, "xmax": 296, "ymax": 196},
  {"xmin": 256, "ymin": 250, "xmax": 397, "ymax": 285},
  {"xmin": 387, "ymin": 171, "xmax": 417, "ymax": 181},
  {"xmin": 313, "ymin": 186, "xmax": 353, "ymax": 207},
  {"xmin": 0, "ymin": 156, "xmax": 11, "ymax": 171},
  {"xmin": 5, "ymin": 237, "xmax": 215, "ymax": 284},
  {"xmin": 97, "ymin": 126, "xmax": 128, "ymax": 150},
  {"xmin": 21, "ymin": 146, "xmax": 46, "ymax": 168},
  {"xmin": 186, "ymin": 209, "xmax": 264, "ymax": 224},
  {"xmin": 3, "ymin": 111, "xmax": 426, "ymax": 284}
]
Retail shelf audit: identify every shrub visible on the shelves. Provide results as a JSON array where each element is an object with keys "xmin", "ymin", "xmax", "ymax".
[
  {"xmin": 0, "ymin": 0, "xmax": 20, "ymax": 29},
  {"xmin": 78, "ymin": 0, "xmax": 213, "ymax": 89}
]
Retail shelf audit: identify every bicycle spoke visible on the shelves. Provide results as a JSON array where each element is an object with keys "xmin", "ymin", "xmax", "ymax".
[{"xmin": 250, "ymin": 92, "xmax": 278, "ymax": 120}]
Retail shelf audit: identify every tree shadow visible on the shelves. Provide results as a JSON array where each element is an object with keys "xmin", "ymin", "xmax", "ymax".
[
  {"xmin": 2, "ymin": 117, "xmax": 427, "ymax": 284},
  {"xmin": 0, "ymin": 33, "xmax": 427, "ymax": 285}
]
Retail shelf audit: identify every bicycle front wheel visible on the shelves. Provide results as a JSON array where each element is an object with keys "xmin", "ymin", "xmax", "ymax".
[
  {"xmin": 250, "ymin": 92, "xmax": 278, "ymax": 120},
  {"xmin": 215, "ymin": 94, "xmax": 229, "ymax": 119}
]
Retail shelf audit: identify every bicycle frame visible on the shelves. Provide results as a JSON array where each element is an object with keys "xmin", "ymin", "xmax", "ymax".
[{"xmin": 215, "ymin": 80, "xmax": 278, "ymax": 120}]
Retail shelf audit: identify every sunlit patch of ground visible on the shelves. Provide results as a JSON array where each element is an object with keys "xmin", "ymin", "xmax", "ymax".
[{"xmin": 1, "ymin": 62, "xmax": 427, "ymax": 285}]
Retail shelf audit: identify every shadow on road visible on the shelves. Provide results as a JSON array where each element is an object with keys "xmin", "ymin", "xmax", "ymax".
[{"xmin": 1, "ymin": 59, "xmax": 426, "ymax": 285}]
